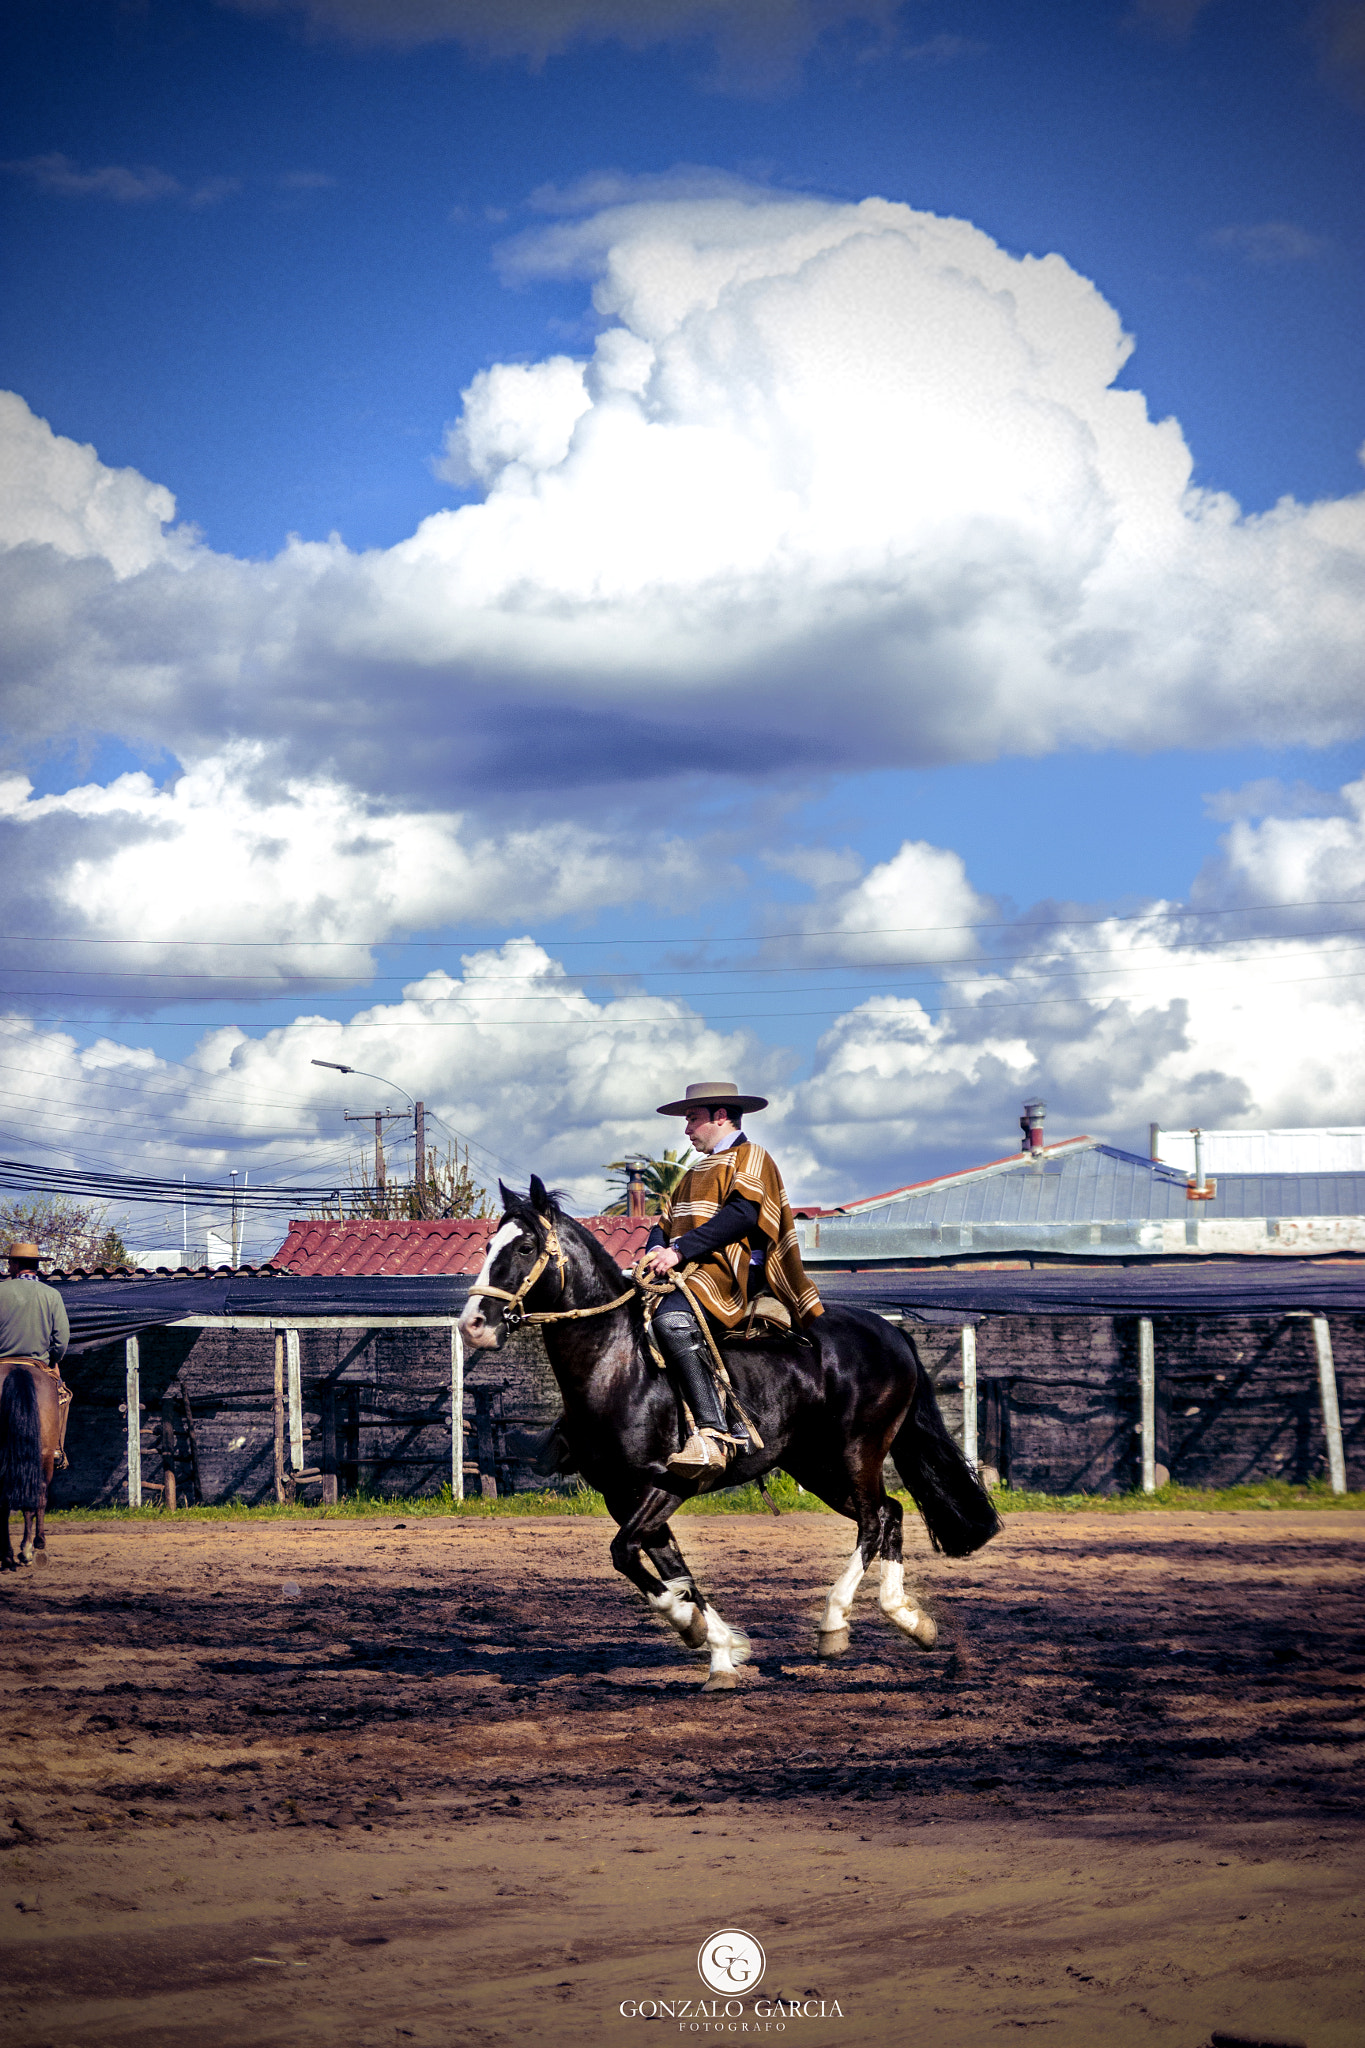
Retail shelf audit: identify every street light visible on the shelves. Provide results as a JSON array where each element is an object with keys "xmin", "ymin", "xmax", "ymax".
[
  {"xmin": 311, "ymin": 1058, "xmax": 425, "ymax": 1209},
  {"xmin": 310, "ymin": 1058, "xmax": 414, "ymax": 1108}
]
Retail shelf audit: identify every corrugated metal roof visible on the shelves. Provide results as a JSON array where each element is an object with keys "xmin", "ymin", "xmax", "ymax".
[
  {"xmin": 798, "ymin": 1139, "xmax": 1365, "ymax": 1264},
  {"xmin": 271, "ymin": 1215, "xmax": 654, "ymax": 1277},
  {"xmin": 806, "ymin": 1136, "xmax": 1096, "ymax": 1215},
  {"xmin": 818, "ymin": 1143, "xmax": 1365, "ymax": 1230},
  {"xmin": 1202, "ymin": 1173, "xmax": 1365, "ymax": 1219},
  {"xmin": 830, "ymin": 1143, "xmax": 1182, "ymax": 1227}
]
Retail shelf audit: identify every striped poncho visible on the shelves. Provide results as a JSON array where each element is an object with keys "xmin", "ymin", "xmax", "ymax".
[{"xmin": 662, "ymin": 1139, "xmax": 824, "ymax": 1330}]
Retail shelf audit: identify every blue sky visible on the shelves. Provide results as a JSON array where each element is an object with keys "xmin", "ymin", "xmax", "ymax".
[{"xmin": 1, "ymin": 0, "xmax": 1363, "ymax": 1249}]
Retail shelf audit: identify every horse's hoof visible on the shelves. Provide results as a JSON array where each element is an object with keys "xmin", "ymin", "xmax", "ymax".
[
  {"xmin": 702, "ymin": 1669, "xmax": 737, "ymax": 1692},
  {"xmin": 891, "ymin": 1608, "xmax": 936, "ymax": 1649},
  {"xmin": 817, "ymin": 1627, "xmax": 850, "ymax": 1657},
  {"xmin": 681, "ymin": 1606, "xmax": 709, "ymax": 1650}
]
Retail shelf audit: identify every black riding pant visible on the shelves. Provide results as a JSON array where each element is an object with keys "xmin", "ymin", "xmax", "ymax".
[{"xmin": 652, "ymin": 1295, "xmax": 731, "ymax": 1435}]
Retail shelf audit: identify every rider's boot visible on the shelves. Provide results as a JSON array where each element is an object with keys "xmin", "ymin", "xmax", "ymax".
[{"xmin": 654, "ymin": 1303, "xmax": 752, "ymax": 1475}]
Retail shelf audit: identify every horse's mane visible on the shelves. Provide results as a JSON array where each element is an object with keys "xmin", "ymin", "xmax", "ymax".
[{"xmin": 499, "ymin": 1186, "xmax": 630, "ymax": 1291}]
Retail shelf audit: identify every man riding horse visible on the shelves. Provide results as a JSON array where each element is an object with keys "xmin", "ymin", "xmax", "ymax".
[
  {"xmin": 0, "ymin": 1241, "xmax": 72, "ymax": 1568},
  {"xmin": 0, "ymin": 1242, "xmax": 70, "ymax": 1417},
  {"xmin": 638, "ymin": 1080, "xmax": 823, "ymax": 1476}
]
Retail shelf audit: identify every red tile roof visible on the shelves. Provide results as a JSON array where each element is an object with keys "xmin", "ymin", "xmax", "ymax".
[{"xmin": 271, "ymin": 1215, "xmax": 655, "ymax": 1278}]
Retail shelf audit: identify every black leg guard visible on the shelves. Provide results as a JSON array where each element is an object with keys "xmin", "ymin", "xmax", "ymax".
[{"xmin": 653, "ymin": 1300, "xmax": 739, "ymax": 1439}]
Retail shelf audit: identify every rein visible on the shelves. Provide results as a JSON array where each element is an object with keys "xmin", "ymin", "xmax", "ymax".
[
  {"xmin": 476, "ymin": 1215, "xmax": 767, "ymax": 1456},
  {"xmin": 474, "ymin": 1218, "xmax": 636, "ymax": 1329}
]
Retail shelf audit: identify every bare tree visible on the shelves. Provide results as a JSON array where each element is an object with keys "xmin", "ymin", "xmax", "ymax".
[
  {"xmin": 0, "ymin": 1196, "xmax": 130, "ymax": 1270},
  {"xmin": 313, "ymin": 1143, "xmax": 494, "ymax": 1222}
]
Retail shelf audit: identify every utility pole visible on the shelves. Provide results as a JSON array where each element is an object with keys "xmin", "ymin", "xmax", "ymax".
[
  {"xmin": 345, "ymin": 1108, "xmax": 406, "ymax": 1196},
  {"xmin": 312, "ymin": 1060, "xmax": 418, "ymax": 1213}
]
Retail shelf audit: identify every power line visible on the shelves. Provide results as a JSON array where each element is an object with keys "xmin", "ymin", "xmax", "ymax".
[
  {"xmin": 0, "ymin": 1157, "xmax": 348, "ymax": 1210},
  {"xmin": 9, "ymin": 934, "xmax": 1361, "ymax": 1004},
  {"xmin": 0, "ymin": 1043, "xmax": 368, "ymax": 1118},
  {"xmin": 0, "ymin": 893, "xmax": 1361, "ymax": 948},
  {"xmin": 8, "ymin": 950, "xmax": 1365, "ymax": 1032},
  {"xmin": 5, "ymin": 915, "xmax": 1365, "ymax": 987}
]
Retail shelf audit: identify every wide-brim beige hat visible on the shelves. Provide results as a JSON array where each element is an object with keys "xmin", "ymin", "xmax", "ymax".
[
  {"xmin": 656, "ymin": 1079, "xmax": 768, "ymax": 1117},
  {"xmin": 6, "ymin": 1242, "xmax": 41, "ymax": 1263}
]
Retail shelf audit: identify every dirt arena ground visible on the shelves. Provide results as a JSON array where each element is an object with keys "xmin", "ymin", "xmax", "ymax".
[{"xmin": 1, "ymin": 1509, "xmax": 1362, "ymax": 2048}]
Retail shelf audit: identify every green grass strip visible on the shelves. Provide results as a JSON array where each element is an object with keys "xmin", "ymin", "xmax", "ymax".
[{"xmin": 45, "ymin": 1471, "xmax": 1363, "ymax": 1524}]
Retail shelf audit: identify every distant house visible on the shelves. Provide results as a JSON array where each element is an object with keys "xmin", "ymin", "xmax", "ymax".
[{"xmin": 795, "ymin": 1112, "xmax": 1365, "ymax": 1267}]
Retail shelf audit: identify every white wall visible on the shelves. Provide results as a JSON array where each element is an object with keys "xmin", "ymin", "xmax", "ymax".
[{"xmin": 1155, "ymin": 1128, "xmax": 1365, "ymax": 1175}]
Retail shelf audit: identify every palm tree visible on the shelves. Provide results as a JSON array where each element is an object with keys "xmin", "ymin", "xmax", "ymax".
[{"xmin": 601, "ymin": 1147, "xmax": 698, "ymax": 1216}]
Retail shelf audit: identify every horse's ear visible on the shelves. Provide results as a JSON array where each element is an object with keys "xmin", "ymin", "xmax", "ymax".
[
  {"xmin": 529, "ymin": 1174, "xmax": 552, "ymax": 1215},
  {"xmin": 498, "ymin": 1180, "xmax": 516, "ymax": 1212}
]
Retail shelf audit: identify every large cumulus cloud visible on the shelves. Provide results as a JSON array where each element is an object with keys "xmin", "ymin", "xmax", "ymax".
[
  {"xmin": 3, "ymin": 189, "xmax": 1363, "ymax": 809},
  {"xmin": 0, "ymin": 747, "xmax": 724, "ymax": 992}
]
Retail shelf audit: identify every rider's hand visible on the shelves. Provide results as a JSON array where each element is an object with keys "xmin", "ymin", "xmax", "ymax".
[{"xmin": 641, "ymin": 1245, "xmax": 681, "ymax": 1279}]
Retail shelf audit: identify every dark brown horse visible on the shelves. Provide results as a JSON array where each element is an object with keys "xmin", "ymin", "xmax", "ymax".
[
  {"xmin": 458, "ymin": 1179, "xmax": 1000, "ymax": 1690},
  {"xmin": 0, "ymin": 1361, "xmax": 61, "ymax": 1569}
]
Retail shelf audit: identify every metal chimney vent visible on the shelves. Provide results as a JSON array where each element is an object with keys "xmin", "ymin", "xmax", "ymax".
[{"xmin": 1020, "ymin": 1100, "xmax": 1047, "ymax": 1157}]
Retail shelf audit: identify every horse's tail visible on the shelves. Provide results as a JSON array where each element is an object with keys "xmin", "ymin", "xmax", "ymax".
[
  {"xmin": 0, "ymin": 1369, "xmax": 44, "ymax": 1511},
  {"xmin": 890, "ymin": 1337, "xmax": 1001, "ymax": 1558}
]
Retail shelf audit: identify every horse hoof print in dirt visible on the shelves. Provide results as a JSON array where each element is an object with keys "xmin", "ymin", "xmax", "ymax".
[{"xmin": 458, "ymin": 1178, "xmax": 1001, "ymax": 1693}]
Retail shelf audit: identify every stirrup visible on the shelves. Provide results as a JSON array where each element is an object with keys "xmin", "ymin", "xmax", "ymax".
[{"xmin": 666, "ymin": 1429, "xmax": 740, "ymax": 1474}]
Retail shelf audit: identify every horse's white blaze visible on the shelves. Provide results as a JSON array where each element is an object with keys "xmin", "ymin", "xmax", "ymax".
[
  {"xmin": 820, "ymin": 1544, "xmax": 867, "ymax": 1635},
  {"xmin": 458, "ymin": 1219, "xmax": 524, "ymax": 1342}
]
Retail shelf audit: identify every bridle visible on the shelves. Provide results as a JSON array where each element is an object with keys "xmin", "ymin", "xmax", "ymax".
[
  {"xmin": 470, "ymin": 1212, "xmax": 765, "ymax": 1451},
  {"xmin": 472, "ymin": 1215, "xmax": 636, "ymax": 1329}
]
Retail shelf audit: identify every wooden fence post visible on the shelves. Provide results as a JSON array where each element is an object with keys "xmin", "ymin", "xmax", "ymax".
[
  {"xmin": 1312, "ymin": 1316, "xmax": 1347, "ymax": 1496},
  {"xmin": 125, "ymin": 1335, "xmax": 141, "ymax": 1508},
  {"xmin": 273, "ymin": 1331, "xmax": 285, "ymax": 1504},
  {"xmin": 285, "ymin": 1328, "xmax": 303, "ymax": 1473},
  {"xmin": 960, "ymin": 1325, "xmax": 978, "ymax": 1471},
  {"xmin": 450, "ymin": 1320, "xmax": 464, "ymax": 1502},
  {"xmin": 1138, "ymin": 1317, "xmax": 1156, "ymax": 1494}
]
